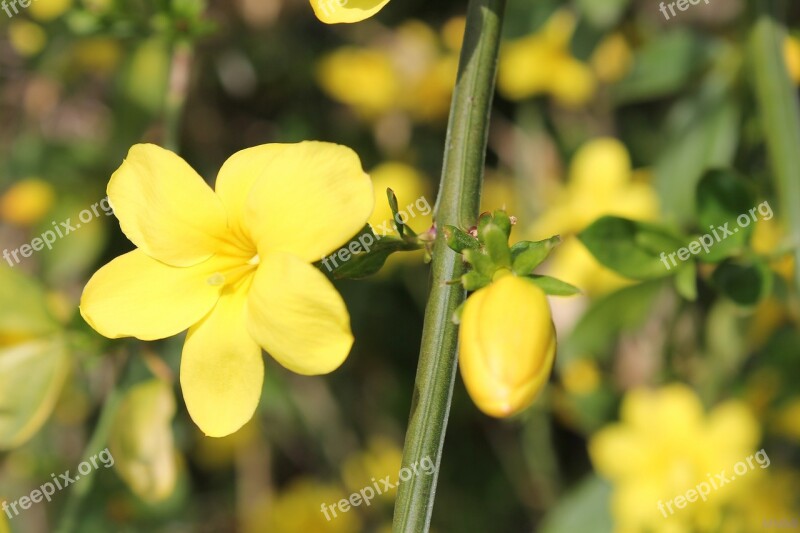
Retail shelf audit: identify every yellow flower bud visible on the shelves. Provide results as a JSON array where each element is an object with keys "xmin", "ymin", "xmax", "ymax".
[{"xmin": 459, "ymin": 275, "xmax": 556, "ymax": 417}]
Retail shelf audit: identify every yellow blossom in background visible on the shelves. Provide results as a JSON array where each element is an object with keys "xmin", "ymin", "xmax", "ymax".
[
  {"xmin": 459, "ymin": 274, "xmax": 557, "ymax": 417},
  {"xmin": 80, "ymin": 142, "xmax": 373, "ymax": 437},
  {"xmin": 71, "ymin": 37, "xmax": 123, "ymax": 75},
  {"xmin": 784, "ymin": 36, "xmax": 800, "ymax": 84},
  {"xmin": 310, "ymin": 0, "xmax": 390, "ymax": 24},
  {"xmin": 590, "ymin": 33, "xmax": 633, "ymax": 84},
  {"xmin": 244, "ymin": 479, "xmax": 360, "ymax": 533},
  {"xmin": 317, "ymin": 18, "xmax": 462, "ymax": 124},
  {"xmin": 316, "ymin": 48, "xmax": 399, "ymax": 119},
  {"xmin": 0, "ymin": 178, "xmax": 55, "ymax": 225},
  {"xmin": 7, "ymin": 20, "xmax": 47, "ymax": 57},
  {"xmin": 498, "ymin": 10, "xmax": 596, "ymax": 107},
  {"xmin": 342, "ymin": 437, "xmax": 403, "ymax": 503},
  {"xmin": 590, "ymin": 384, "xmax": 763, "ymax": 533},
  {"xmin": 529, "ymin": 138, "xmax": 660, "ymax": 295},
  {"xmin": 560, "ymin": 358, "xmax": 601, "ymax": 396},
  {"xmin": 0, "ymin": 510, "xmax": 7, "ymax": 533},
  {"xmin": 29, "ymin": 0, "xmax": 73, "ymax": 21}
]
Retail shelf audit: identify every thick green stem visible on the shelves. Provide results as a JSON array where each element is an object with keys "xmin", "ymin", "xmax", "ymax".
[
  {"xmin": 749, "ymin": 1, "xmax": 800, "ymax": 291},
  {"xmin": 392, "ymin": 0, "xmax": 506, "ymax": 531}
]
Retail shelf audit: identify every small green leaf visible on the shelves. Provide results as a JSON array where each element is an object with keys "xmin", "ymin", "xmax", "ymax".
[
  {"xmin": 386, "ymin": 188, "xmax": 404, "ymax": 238},
  {"xmin": 321, "ymin": 225, "xmax": 422, "ymax": 279},
  {"xmin": 511, "ymin": 236, "xmax": 560, "ymax": 275},
  {"xmin": 443, "ymin": 225, "xmax": 480, "ymax": 253},
  {"xmin": 463, "ymin": 248, "xmax": 496, "ymax": 279},
  {"xmin": 578, "ymin": 216, "xmax": 686, "ymax": 280},
  {"xmin": 481, "ymin": 224, "xmax": 512, "ymax": 268},
  {"xmin": 711, "ymin": 257, "xmax": 773, "ymax": 307},
  {"xmin": 526, "ymin": 275, "xmax": 581, "ymax": 296},
  {"xmin": 461, "ymin": 271, "xmax": 490, "ymax": 291}
]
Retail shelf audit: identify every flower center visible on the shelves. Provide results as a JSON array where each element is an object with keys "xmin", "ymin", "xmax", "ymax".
[{"xmin": 206, "ymin": 254, "xmax": 260, "ymax": 289}]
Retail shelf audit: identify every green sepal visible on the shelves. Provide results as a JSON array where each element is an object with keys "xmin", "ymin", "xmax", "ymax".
[
  {"xmin": 525, "ymin": 275, "xmax": 581, "ymax": 296},
  {"xmin": 511, "ymin": 236, "xmax": 561, "ymax": 275},
  {"xmin": 461, "ymin": 271, "xmax": 491, "ymax": 291},
  {"xmin": 443, "ymin": 225, "xmax": 480, "ymax": 253},
  {"xmin": 463, "ymin": 248, "xmax": 496, "ymax": 279},
  {"xmin": 481, "ymin": 223, "xmax": 512, "ymax": 268}
]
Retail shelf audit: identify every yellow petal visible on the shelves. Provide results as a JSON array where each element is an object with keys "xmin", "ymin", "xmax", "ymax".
[
  {"xmin": 108, "ymin": 144, "xmax": 230, "ymax": 267},
  {"xmin": 181, "ymin": 285, "xmax": 264, "ymax": 438},
  {"xmin": 246, "ymin": 253, "xmax": 353, "ymax": 375},
  {"xmin": 310, "ymin": 0, "xmax": 391, "ymax": 24},
  {"xmin": 244, "ymin": 141, "xmax": 373, "ymax": 262},
  {"xmin": 80, "ymin": 250, "xmax": 221, "ymax": 340}
]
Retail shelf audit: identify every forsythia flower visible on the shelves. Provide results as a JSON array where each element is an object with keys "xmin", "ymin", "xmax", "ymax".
[
  {"xmin": 459, "ymin": 274, "xmax": 557, "ymax": 417},
  {"xmin": 310, "ymin": 0, "xmax": 390, "ymax": 24},
  {"xmin": 590, "ymin": 384, "xmax": 762, "ymax": 533},
  {"xmin": 80, "ymin": 142, "xmax": 373, "ymax": 437},
  {"xmin": 498, "ymin": 10, "xmax": 596, "ymax": 107}
]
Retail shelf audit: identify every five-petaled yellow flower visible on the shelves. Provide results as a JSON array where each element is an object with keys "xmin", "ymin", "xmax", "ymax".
[
  {"xmin": 310, "ymin": 0, "xmax": 390, "ymax": 24},
  {"xmin": 80, "ymin": 142, "xmax": 374, "ymax": 437}
]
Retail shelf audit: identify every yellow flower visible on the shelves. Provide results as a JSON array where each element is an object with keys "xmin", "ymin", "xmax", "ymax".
[
  {"xmin": 0, "ymin": 178, "xmax": 55, "ymax": 225},
  {"xmin": 317, "ymin": 19, "xmax": 461, "ymax": 123},
  {"xmin": 561, "ymin": 357, "xmax": 601, "ymax": 396},
  {"xmin": 316, "ymin": 48, "xmax": 400, "ymax": 118},
  {"xmin": 590, "ymin": 33, "xmax": 633, "ymax": 84},
  {"xmin": 310, "ymin": 0, "xmax": 390, "ymax": 24},
  {"xmin": 7, "ymin": 20, "xmax": 47, "ymax": 57},
  {"xmin": 28, "ymin": 0, "xmax": 73, "ymax": 21},
  {"xmin": 784, "ymin": 36, "xmax": 800, "ymax": 85},
  {"xmin": 341, "ymin": 437, "xmax": 402, "ymax": 504},
  {"xmin": 498, "ymin": 10, "xmax": 596, "ymax": 107},
  {"xmin": 244, "ymin": 479, "xmax": 360, "ymax": 533},
  {"xmin": 529, "ymin": 137, "xmax": 660, "ymax": 296},
  {"xmin": 459, "ymin": 274, "xmax": 557, "ymax": 417},
  {"xmin": 0, "ymin": 510, "xmax": 8, "ymax": 533},
  {"xmin": 590, "ymin": 384, "xmax": 762, "ymax": 533},
  {"xmin": 80, "ymin": 142, "xmax": 373, "ymax": 437}
]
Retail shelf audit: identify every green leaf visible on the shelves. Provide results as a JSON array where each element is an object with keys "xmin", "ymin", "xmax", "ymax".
[
  {"xmin": 443, "ymin": 225, "xmax": 479, "ymax": 253},
  {"xmin": 322, "ymin": 225, "xmax": 422, "ymax": 279},
  {"xmin": 695, "ymin": 168, "xmax": 755, "ymax": 261},
  {"xmin": 511, "ymin": 236, "xmax": 560, "ymax": 275},
  {"xmin": 386, "ymin": 188, "xmax": 406, "ymax": 238},
  {"xmin": 613, "ymin": 30, "xmax": 707, "ymax": 103},
  {"xmin": 526, "ymin": 275, "xmax": 581, "ymax": 296},
  {"xmin": 578, "ymin": 216, "xmax": 686, "ymax": 280},
  {"xmin": 674, "ymin": 261, "xmax": 697, "ymax": 301},
  {"xmin": 540, "ymin": 476, "xmax": 613, "ymax": 533},
  {"xmin": 575, "ymin": 0, "xmax": 629, "ymax": 28},
  {"xmin": 0, "ymin": 335, "xmax": 70, "ymax": 450},
  {"xmin": 481, "ymin": 224, "xmax": 512, "ymax": 268},
  {"xmin": 711, "ymin": 257, "xmax": 773, "ymax": 307}
]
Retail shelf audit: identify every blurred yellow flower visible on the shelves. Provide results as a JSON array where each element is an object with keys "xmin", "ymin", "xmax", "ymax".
[
  {"xmin": 7, "ymin": 20, "xmax": 47, "ymax": 57},
  {"xmin": 316, "ymin": 48, "xmax": 400, "ymax": 119},
  {"xmin": 459, "ymin": 274, "xmax": 557, "ymax": 417},
  {"xmin": 561, "ymin": 357, "xmax": 601, "ymax": 396},
  {"xmin": 244, "ymin": 479, "xmax": 360, "ymax": 533},
  {"xmin": 590, "ymin": 384, "xmax": 763, "ymax": 533},
  {"xmin": 80, "ymin": 142, "xmax": 373, "ymax": 437},
  {"xmin": 310, "ymin": 0, "xmax": 390, "ymax": 24},
  {"xmin": 317, "ymin": 18, "xmax": 462, "ymax": 123},
  {"xmin": 0, "ymin": 178, "xmax": 55, "ymax": 225},
  {"xmin": 591, "ymin": 33, "xmax": 633, "ymax": 84},
  {"xmin": 784, "ymin": 36, "xmax": 800, "ymax": 85},
  {"xmin": 29, "ymin": 0, "xmax": 73, "ymax": 21},
  {"xmin": 342, "ymin": 437, "xmax": 403, "ymax": 503},
  {"xmin": 529, "ymin": 138, "xmax": 660, "ymax": 295},
  {"xmin": 498, "ymin": 10, "xmax": 596, "ymax": 107},
  {"xmin": 71, "ymin": 37, "xmax": 123, "ymax": 75},
  {"xmin": 0, "ymin": 510, "xmax": 8, "ymax": 533}
]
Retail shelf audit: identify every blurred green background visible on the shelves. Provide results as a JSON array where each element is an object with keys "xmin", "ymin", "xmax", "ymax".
[{"xmin": 1, "ymin": 0, "xmax": 799, "ymax": 531}]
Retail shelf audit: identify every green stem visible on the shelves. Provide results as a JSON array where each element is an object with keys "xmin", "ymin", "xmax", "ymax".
[
  {"xmin": 392, "ymin": 0, "xmax": 506, "ymax": 531},
  {"xmin": 163, "ymin": 39, "xmax": 194, "ymax": 152},
  {"xmin": 749, "ymin": 0, "xmax": 800, "ymax": 291}
]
